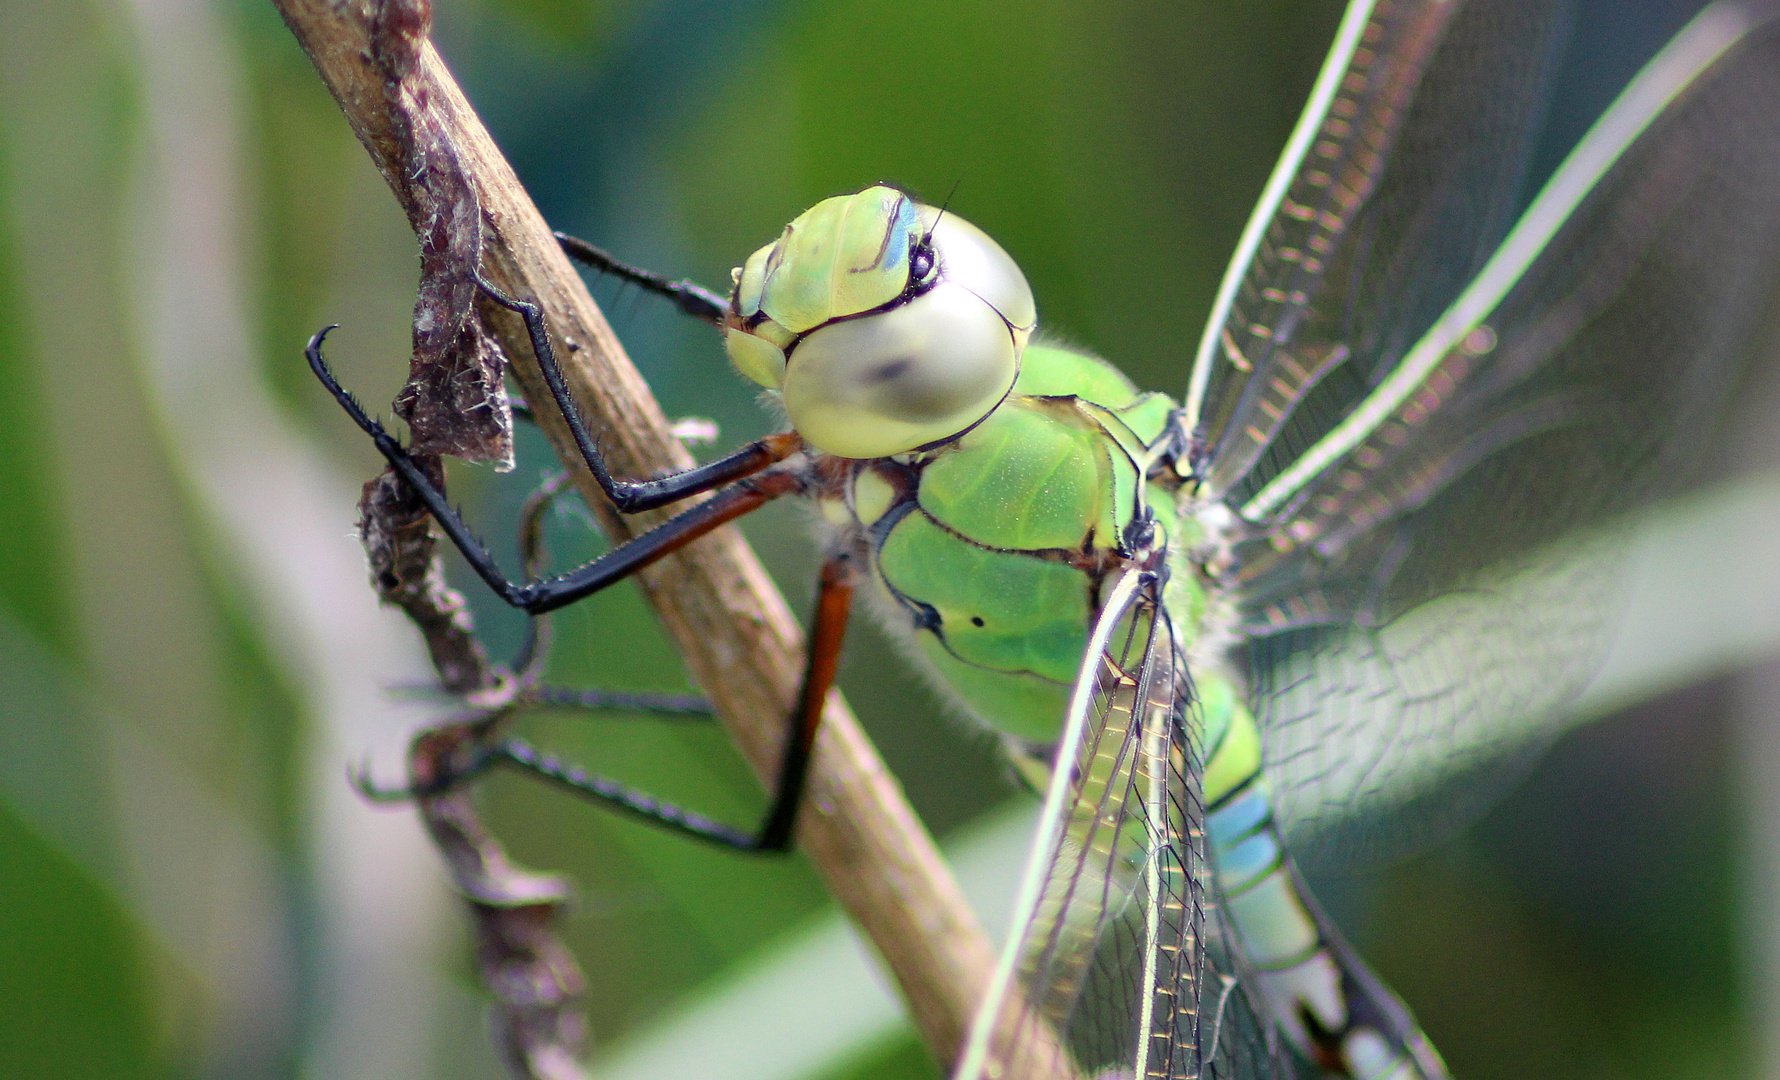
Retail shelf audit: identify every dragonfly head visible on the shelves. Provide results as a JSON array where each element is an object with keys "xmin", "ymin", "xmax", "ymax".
[{"xmin": 723, "ymin": 184, "xmax": 1036, "ymax": 459}]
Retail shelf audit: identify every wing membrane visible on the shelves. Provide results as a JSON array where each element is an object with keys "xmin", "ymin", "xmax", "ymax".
[
  {"xmin": 955, "ymin": 566, "xmax": 1298, "ymax": 1080},
  {"xmin": 1189, "ymin": 0, "xmax": 1577, "ymax": 503},
  {"xmin": 1225, "ymin": 0, "xmax": 1780, "ymax": 860}
]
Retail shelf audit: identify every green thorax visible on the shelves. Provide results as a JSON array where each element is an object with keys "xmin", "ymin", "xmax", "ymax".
[{"xmin": 839, "ymin": 342, "xmax": 1203, "ymax": 744}]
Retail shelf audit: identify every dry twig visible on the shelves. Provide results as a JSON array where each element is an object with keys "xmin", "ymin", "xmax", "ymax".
[{"xmin": 359, "ymin": 467, "xmax": 587, "ymax": 1078}]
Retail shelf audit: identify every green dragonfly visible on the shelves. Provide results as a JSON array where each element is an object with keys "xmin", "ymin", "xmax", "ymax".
[{"xmin": 309, "ymin": 0, "xmax": 1780, "ymax": 1076}]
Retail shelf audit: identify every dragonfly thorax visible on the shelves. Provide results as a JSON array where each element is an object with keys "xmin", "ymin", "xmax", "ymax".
[
  {"xmin": 824, "ymin": 342, "xmax": 1192, "ymax": 744},
  {"xmin": 722, "ymin": 185, "xmax": 1037, "ymax": 459}
]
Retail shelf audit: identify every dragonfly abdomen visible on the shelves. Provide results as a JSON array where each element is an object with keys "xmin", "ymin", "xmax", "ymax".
[{"xmin": 1204, "ymin": 683, "xmax": 1447, "ymax": 1080}]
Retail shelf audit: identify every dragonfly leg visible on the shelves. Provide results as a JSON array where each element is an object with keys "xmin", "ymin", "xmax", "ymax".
[
  {"xmin": 469, "ymin": 267, "xmax": 792, "ymax": 511},
  {"xmin": 490, "ymin": 739, "xmax": 760, "ymax": 848},
  {"xmin": 347, "ymin": 476, "xmax": 716, "ymax": 804},
  {"xmin": 319, "ymin": 358, "xmax": 849, "ymax": 849},
  {"xmin": 554, "ymin": 230, "xmax": 728, "ymax": 326},
  {"xmin": 756, "ymin": 550, "xmax": 855, "ymax": 851},
  {"xmin": 352, "ymin": 735, "xmax": 505, "ymax": 803},
  {"xmin": 307, "ymin": 326, "xmax": 804, "ymax": 615},
  {"xmin": 494, "ymin": 551, "xmax": 856, "ymax": 852},
  {"xmin": 512, "ymin": 465, "xmax": 712, "ymax": 710},
  {"xmin": 473, "ymin": 269, "xmax": 800, "ymax": 514},
  {"xmin": 527, "ymin": 686, "xmax": 713, "ymax": 717}
]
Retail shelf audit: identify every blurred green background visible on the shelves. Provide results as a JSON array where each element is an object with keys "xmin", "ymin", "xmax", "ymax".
[{"xmin": 2, "ymin": 1, "xmax": 1778, "ymax": 1078}]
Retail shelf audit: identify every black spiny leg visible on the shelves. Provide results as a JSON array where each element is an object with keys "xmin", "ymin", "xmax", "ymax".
[
  {"xmin": 528, "ymin": 687, "xmax": 713, "ymax": 716},
  {"xmin": 554, "ymin": 231, "xmax": 729, "ymax": 325},
  {"xmin": 471, "ymin": 269, "xmax": 798, "ymax": 514},
  {"xmin": 349, "ymin": 472, "xmax": 721, "ymax": 806},
  {"xmin": 494, "ymin": 552, "xmax": 857, "ymax": 853},
  {"xmin": 307, "ymin": 326, "xmax": 802, "ymax": 615},
  {"xmin": 314, "ymin": 265, "xmax": 835, "ymax": 851},
  {"xmin": 324, "ymin": 383, "xmax": 825, "ymax": 850},
  {"xmin": 481, "ymin": 531, "xmax": 844, "ymax": 853}
]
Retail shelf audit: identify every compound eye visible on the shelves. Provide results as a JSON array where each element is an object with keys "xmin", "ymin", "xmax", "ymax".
[
  {"xmin": 782, "ymin": 280, "xmax": 1018, "ymax": 459},
  {"xmin": 920, "ymin": 209, "xmax": 1035, "ymax": 331}
]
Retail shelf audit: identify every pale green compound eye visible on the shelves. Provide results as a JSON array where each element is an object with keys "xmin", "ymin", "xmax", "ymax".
[
  {"xmin": 782, "ymin": 280, "xmax": 1019, "ymax": 459},
  {"xmin": 918, "ymin": 207, "xmax": 1036, "ymax": 332},
  {"xmin": 726, "ymin": 185, "xmax": 1036, "ymax": 457}
]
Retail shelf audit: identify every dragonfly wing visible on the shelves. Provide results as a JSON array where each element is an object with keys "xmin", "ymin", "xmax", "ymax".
[
  {"xmin": 954, "ymin": 566, "xmax": 1296, "ymax": 1080},
  {"xmin": 1247, "ymin": 534, "xmax": 1623, "ymax": 865},
  {"xmin": 1226, "ymin": 0, "xmax": 1780, "ymax": 862},
  {"xmin": 1188, "ymin": 0, "xmax": 1578, "ymax": 503}
]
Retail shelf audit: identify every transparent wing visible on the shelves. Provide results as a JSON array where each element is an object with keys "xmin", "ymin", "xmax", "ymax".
[
  {"xmin": 954, "ymin": 566, "xmax": 1302, "ymax": 1080},
  {"xmin": 1187, "ymin": 0, "xmax": 1576, "ymax": 503},
  {"xmin": 1215, "ymin": 1, "xmax": 1780, "ymax": 863}
]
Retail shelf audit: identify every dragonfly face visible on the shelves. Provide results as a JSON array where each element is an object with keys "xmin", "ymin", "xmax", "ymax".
[{"xmin": 721, "ymin": 184, "xmax": 1036, "ymax": 458}]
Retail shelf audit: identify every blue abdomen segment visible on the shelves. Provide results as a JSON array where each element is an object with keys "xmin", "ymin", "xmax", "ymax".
[{"xmin": 1203, "ymin": 688, "xmax": 1445, "ymax": 1080}]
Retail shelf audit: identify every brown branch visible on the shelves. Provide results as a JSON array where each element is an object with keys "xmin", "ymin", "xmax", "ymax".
[{"xmin": 273, "ymin": 0, "xmax": 1020, "ymax": 1073}]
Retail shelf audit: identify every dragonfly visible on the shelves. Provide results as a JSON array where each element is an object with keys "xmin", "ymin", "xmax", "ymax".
[{"xmin": 307, "ymin": 0, "xmax": 1780, "ymax": 1076}]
